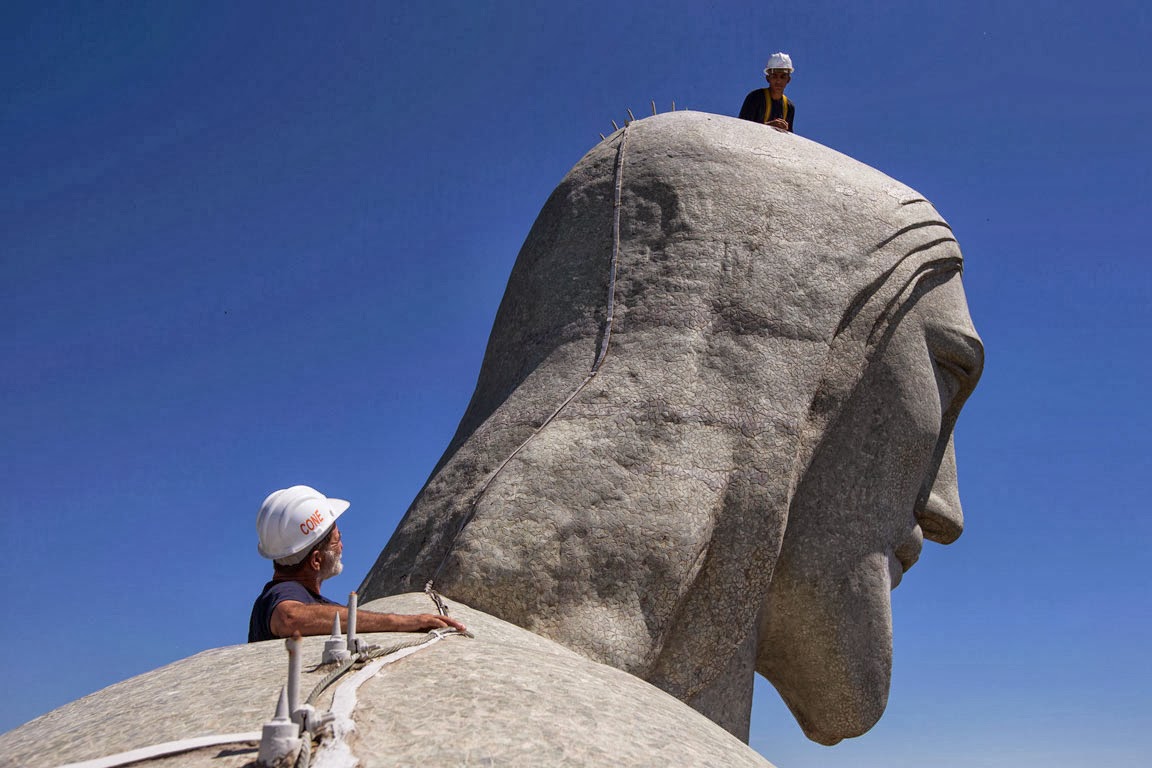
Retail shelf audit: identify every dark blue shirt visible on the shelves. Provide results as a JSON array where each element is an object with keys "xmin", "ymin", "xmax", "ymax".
[{"xmin": 248, "ymin": 579, "xmax": 338, "ymax": 643}]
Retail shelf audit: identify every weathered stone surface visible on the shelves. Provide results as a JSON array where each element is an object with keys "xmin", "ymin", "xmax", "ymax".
[
  {"xmin": 3, "ymin": 111, "xmax": 983, "ymax": 764},
  {"xmin": 0, "ymin": 594, "xmax": 774, "ymax": 767},
  {"xmin": 361, "ymin": 111, "xmax": 984, "ymax": 745}
]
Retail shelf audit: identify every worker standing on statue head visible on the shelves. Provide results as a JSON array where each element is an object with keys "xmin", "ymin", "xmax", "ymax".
[
  {"xmin": 738, "ymin": 52, "xmax": 796, "ymax": 132},
  {"xmin": 248, "ymin": 484, "xmax": 466, "ymax": 642}
]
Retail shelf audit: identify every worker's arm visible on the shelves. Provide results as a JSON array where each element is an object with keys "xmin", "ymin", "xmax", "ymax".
[{"xmin": 270, "ymin": 600, "xmax": 466, "ymax": 639}]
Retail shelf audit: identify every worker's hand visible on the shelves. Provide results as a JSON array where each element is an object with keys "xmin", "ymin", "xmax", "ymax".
[
  {"xmin": 408, "ymin": 613, "xmax": 468, "ymax": 633},
  {"xmin": 766, "ymin": 118, "xmax": 790, "ymax": 131},
  {"xmin": 357, "ymin": 610, "xmax": 469, "ymax": 635}
]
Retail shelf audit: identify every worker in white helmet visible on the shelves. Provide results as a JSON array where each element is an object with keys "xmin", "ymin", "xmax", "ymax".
[
  {"xmin": 248, "ymin": 485, "xmax": 466, "ymax": 642},
  {"xmin": 738, "ymin": 52, "xmax": 796, "ymax": 132}
]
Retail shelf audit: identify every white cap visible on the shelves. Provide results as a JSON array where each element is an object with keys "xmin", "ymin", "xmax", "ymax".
[
  {"xmin": 256, "ymin": 485, "xmax": 350, "ymax": 562},
  {"xmin": 764, "ymin": 52, "xmax": 794, "ymax": 74}
]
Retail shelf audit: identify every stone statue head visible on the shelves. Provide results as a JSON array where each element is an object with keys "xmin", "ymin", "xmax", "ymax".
[{"xmin": 361, "ymin": 111, "xmax": 983, "ymax": 745}]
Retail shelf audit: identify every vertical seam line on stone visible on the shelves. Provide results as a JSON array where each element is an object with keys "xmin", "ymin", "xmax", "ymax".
[
  {"xmin": 430, "ymin": 126, "xmax": 631, "ymax": 584},
  {"xmin": 595, "ymin": 123, "xmax": 627, "ymax": 369}
]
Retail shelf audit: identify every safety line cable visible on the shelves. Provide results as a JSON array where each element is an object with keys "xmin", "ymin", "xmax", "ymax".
[
  {"xmin": 305, "ymin": 656, "xmax": 359, "ymax": 706},
  {"xmin": 53, "ymin": 624, "xmax": 467, "ymax": 768},
  {"xmin": 54, "ymin": 732, "xmax": 263, "ymax": 768},
  {"xmin": 309, "ymin": 631, "xmax": 453, "ymax": 768},
  {"xmin": 430, "ymin": 125, "xmax": 631, "ymax": 585}
]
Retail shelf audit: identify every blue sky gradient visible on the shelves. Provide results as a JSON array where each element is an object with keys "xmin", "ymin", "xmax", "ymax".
[{"xmin": 3, "ymin": 2, "xmax": 1150, "ymax": 765}]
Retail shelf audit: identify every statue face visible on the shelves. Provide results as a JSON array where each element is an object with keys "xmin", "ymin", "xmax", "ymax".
[{"xmin": 758, "ymin": 267, "xmax": 984, "ymax": 745}]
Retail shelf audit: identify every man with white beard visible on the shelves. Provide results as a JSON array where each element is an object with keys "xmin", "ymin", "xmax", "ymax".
[{"xmin": 248, "ymin": 485, "xmax": 465, "ymax": 642}]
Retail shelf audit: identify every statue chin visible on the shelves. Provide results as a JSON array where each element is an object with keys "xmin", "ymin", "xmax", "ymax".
[{"xmin": 758, "ymin": 551, "xmax": 895, "ymax": 746}]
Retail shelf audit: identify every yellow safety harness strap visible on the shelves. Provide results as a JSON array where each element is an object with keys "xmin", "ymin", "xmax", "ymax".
[{"xmin": 761, "ymin": 88, "xmax": 789, "ymax": 126}]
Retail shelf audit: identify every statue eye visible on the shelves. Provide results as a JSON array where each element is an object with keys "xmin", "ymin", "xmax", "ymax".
[
  {"xmin": 933, "ymin": 356, "xmax": 966, "ymax": 409},
  {"xmin": 927, "ymin": 326, "xmax": 984, "ymax": 412}
]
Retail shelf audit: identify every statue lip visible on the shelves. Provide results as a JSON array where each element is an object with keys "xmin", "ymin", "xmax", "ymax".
[{"xmin": 890, "ymin": 525, "xmax": 925, "ymax": 589}]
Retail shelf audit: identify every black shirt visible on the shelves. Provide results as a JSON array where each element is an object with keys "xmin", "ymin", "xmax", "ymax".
[
  {"xmin": 738, "ymin": 88, "xmax": 796, "ymax": 132},
  {"xmin": 248, "ymin": 579, "xmax": 338, "ymax": 642}
]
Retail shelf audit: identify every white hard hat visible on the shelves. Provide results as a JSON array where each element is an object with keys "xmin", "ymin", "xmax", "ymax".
[
  {"xmin": 764, "ymin": 52, "xmax": 794, "ymax": 74},
  {"xmin": 256, "ymin": 485, "xmax": 350, "ymax": 562}
]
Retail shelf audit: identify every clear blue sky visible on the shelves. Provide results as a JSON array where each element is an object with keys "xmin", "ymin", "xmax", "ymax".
[{"xmin": 2, "ymin": 2, "xmax": 1149, "ymax": 765}]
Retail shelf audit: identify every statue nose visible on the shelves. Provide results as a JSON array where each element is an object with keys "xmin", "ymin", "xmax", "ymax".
[
  {"xmin": 918, "ymin": 490, "xmax": 964, "ymax": 544},
  {"xmin": 917, "ymin": 435, "xmax": 965, "ymax": 544}
]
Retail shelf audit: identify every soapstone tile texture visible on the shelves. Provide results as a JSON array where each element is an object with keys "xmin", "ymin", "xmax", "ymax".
[
  {"xmin": 1, "ymin": 596, "xmax": 774, "ymax": 767},
  {"xmin": 362, "ymin": 111, "xmax": 982, "ymax": 745},
  {"xmin": 1, "ymin": 111, "xmax": 981, "ymax": 766}
]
